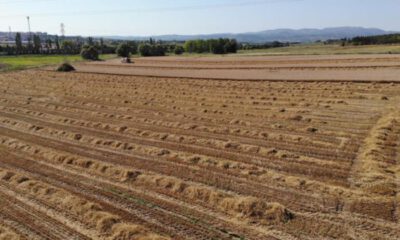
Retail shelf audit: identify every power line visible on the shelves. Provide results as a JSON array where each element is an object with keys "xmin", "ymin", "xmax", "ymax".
[{"xmin": 0, "ymin": 0, "xmax": 304, "ymax": 18}]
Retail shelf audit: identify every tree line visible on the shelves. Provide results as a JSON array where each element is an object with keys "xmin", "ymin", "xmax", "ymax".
[
  {"xmin": 349, "ymin": 34, "xmax": 400, "ymax": 45},
  {"xmin": 183, "ymin": 39, "xmax": 238, "ymax": 54},
  {"xmin": 241, "ymin": 41, "xmax": 291, "ymax": 50},
  {"xmin": 1, "ymin": 33, "xmax": 245, "ymax": 58},
  {"xmin": 320, "ymin": 34, "xmax": 400, "ymax": 46},
  {"xmin": 0, "ymin": 33, "xmax": 116, "ymax": 56},
  {"xmin": 115, "ymin": 38, "xmax": 238, "ymax": 57}
]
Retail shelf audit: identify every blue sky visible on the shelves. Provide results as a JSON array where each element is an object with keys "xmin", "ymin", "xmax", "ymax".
[{"xmin": 0, "ymin": 0, "xmax": 398, "ymax": 36}]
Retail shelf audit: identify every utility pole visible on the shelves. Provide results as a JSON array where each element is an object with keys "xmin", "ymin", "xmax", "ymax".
[
  {"xmin": 60, "ymin": 23, "xmax": 65, "ymax": 40},
  {"xmin": 60, "ymin": 23, "xmax": 66, "ymax": 60},
  {"xmin": 8, "ymin": 26, "xmax": 12, "ymax": 41},
  {"xmin": 26, "ymin": 16, "xmax": 32, "ymax": 48}
]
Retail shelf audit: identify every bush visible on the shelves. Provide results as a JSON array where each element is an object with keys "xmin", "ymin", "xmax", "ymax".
[
  {"xmin": 81, "ymin": 46, "xmax": 99, "ymax": 60},
  {"xmin": 57, "ymin": 63, "xmax": 75, "ymax": 72},
  {"xmin": 174, "ymin": 46, "xmax": 184, "ymax": 55}
]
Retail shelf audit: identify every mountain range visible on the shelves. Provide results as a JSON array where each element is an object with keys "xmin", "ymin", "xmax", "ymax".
[
  {"xmin": 103, "ymin": 27, "xmax": 395, "ymax": 43},
  {"xmin": 0, "ymin": 27, "xmax": 396, "ymax": 43}
]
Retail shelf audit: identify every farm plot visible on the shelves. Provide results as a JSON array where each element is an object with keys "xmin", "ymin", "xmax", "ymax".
[
  {"xmin": 0, "ymin": 55, "xmax": 399, "ymax": 239},
  {"xmin": 76, "ymin": 54, "xmax": 400, "ymax": 81}
]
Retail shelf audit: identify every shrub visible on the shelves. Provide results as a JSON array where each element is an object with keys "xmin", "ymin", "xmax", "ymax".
[
  {"xmin": 174, "ymin": 46, "xmax": 184, "ymax": 55},
  {"xmin": 81, "ymin": 45, "xmax": 99, "ymax": 60},
  {"xmin": 57, "ymin": 63, "xmax": 75, "ymax": 72}
]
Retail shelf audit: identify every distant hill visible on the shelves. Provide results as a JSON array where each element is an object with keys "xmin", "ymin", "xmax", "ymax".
[{"xmin": 104, "ymin": 27, "xmax": 395, "ymax": 43}]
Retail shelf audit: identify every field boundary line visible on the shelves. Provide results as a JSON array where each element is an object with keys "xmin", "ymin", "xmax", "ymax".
[{"xmin": 38, "ymin": 69, "xmax": 400, "ymax": 84}]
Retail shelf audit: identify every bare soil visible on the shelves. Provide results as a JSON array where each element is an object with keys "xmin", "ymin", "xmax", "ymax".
[
  {"xmin": 74, "ymin": 54, "xmax": 400, "ymax": 82},
  {"xmin": 0, "ymin": 55, "xmax": 399, "ymax": 239}
]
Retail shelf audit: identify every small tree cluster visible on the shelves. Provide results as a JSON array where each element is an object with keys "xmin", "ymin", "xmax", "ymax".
[
  {"xmin": 2, "ymin": 34, "xmax": 118, "ymax": 56},
  {"xmin": 33, "ymin": 34, "xmax": 42, "ymax": 53},
  {"xmin": 116, "ymin": 41, "xmax": 138, "ymax": 57},
  {"xmin": 80, "ymin": 45, "xmax": 99, "ymax": 60},
  {"xmin": 15, "ymin": 33, "xmax": 23, "ymax": 54},
  {"xmin": 241, "ymin": 41, "xmax": 290, "ymax": 50},
  {"xmin": 350, "ymin": 34, "xmax": 400, "ymax": 45},
  {"xmin": 183, "ymin": 38, "xmax": 238, "ymax": 54},
  {"xmin": 138, "ymin": 44, "xmax": 166, "ymax": 57},
  {"xmin": 173, "ymin": 45, "xmax": 185, "ymax": 55}
]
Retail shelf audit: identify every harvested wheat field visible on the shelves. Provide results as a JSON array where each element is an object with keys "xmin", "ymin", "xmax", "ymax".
[{"xmin": 0, "ymin": 54, "xmax": 399, "ymax": 240}]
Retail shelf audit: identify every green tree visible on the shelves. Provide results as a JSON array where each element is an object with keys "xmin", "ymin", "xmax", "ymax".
[
  {"xmin": 87, "ymin": 37, "xmax": 94, "ymax": 46},
  {"xmin": 15, "ymin": 32, "xmax": 22, "ymax": 54},
  {"xmin": 27, "ymin": 35, "xmax": 33, "ymax": 53},
  {"xmin": 99, "ymin": 38, "xmax": 104, "ymax": 53},
  {"xmin": 81, "ymin": 45, "xmax": 99, "ymax": 60},
  {"xmin": 154, "ymin": 45, "xmax": 166, "ymax": 56},
  {"xmin": 224, "ymin": 39, "xmax": 238, "ymax": 53},
  {"xmin": 116, "ymin": 42, "xmax": 132, "ymax": 57},
  {"xmin": 75, "ymin": 37, "xmax": 84, "ymax": 51},
  {"xmin": 45, "ymin": 38, "xmax": 53, "ymax": 50},
  {"xmin": 138, "ymin": 44, "xmax": 165, "ymax": 56},
  {"xmin": 61, "ymin": 40, "xmax": 77, "ymax": 54},
  {"xmin": 183, "ymin": 38, "xmax": 237, "ymax": 55},
  {"xmin": 209, "ymin": 39, "xmax": 225, "ymax": 54},
  {"xmin": 184, "ymin": 40, "xmax": 195, "ymax": 53},
  {"xmin": 127, "ymin": 41, "xmax": 138, "ymax": 55},
  {"xmin": 174, "ymin": 46, "xmax": 184, "ymax": 55},
  {"xmin": 33, "ymin": 34, "xmax": 41, "ymax": 53},
  {"xmin": 138, "ymin": 44, "xmax": 151, "ymax": 56},
  {"xmin": 194, "ymin": 39, "xmax": 208, "ymax": 53},
  {"xmin": 55, "ymin": 35, "xmax": 60, "ymax": 52}
]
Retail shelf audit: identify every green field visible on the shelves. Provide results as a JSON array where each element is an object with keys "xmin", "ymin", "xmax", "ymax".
[
  {"xmin": 171, "ymin": 43, "xmax": 400, "ymax": 57},
  {"xmin": 238, "ymin": 43, "xmax": 400, "ymax": 56},
  {"xmin": 0, "ymin": 54, "xmax": 116, "ymax": 71},
  {"xmin": 1, "ymin": 44, "xmax": 399, "ymax": 71}
]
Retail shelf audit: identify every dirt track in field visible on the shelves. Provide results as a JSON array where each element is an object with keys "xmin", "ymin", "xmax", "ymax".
[
  {"xmin": 0, "ymin": 54, "xmax": 399, "ymax": 239},
  {"xmin": 74, "ymin": 54, "xmax": 400, "ymax": 82}
]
